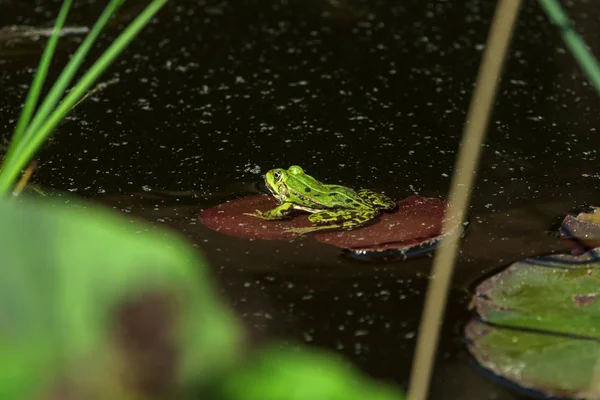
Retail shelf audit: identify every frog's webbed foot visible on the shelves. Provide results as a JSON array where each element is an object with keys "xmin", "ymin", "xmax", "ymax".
[
  {"xmin": 243, "ymin": 210, "xmax": 270, "ymax": 219},
  {"xmin": 357, "ymin": 189, "xmax": 397, "ymax": 211},
  {"xmin": 243, "ymin": 202, "xmax": 295, "ymax": 220}
]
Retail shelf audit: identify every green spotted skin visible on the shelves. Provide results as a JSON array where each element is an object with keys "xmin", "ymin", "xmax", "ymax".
[{"xmin": 244, "ymin": 165, "xmax": 396, "ymax": 234}]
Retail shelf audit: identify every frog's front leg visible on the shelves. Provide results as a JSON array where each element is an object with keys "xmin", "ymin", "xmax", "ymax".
[
  {"xmin": 244, "ymin": 202, "xmax": 295, "ymax": 220},
  {"xmin": 357, "ymin": 189, "xmax": 396, "ymax": 211},
  {"xmin": 285, "ymin": 209, "xmax": 377, "ymax": 234}
]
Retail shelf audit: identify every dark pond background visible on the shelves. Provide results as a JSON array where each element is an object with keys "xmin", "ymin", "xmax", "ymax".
[{"xmin": 2, "ymin": 0, "xmax": 600, "ymax": 398}]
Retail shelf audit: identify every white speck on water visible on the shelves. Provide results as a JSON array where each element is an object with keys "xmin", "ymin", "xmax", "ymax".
[
  {"xmin": 289, "ymin": 80, "xmax": 308, "ymax": 86},
  {"xmin": 509, "ymin": 79, "xmax": 527, "ymax": 86},
  {"xmin": 354, "ymin": 342, "xmax": 363, "ymax": 354},
  {"xmin": 136, "ymin": 98, "xmax": 152, "ymax": 111},
  {"xmin": 244, "ymin": 164, "xmax": 261, "ymax": 174},
  {"xmin": 527, "ymin": 116, "xmax": 543, "ymax": 121}
]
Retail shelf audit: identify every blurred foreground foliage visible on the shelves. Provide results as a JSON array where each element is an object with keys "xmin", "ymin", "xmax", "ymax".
[{"xmin": 0, "ymin": 197, "xmax": 405, "ymax": 400}]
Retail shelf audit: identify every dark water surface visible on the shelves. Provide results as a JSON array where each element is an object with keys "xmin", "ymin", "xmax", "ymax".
[{"xmin": 2, "ymin": 0, "xmax": 600, "ymax": 398}]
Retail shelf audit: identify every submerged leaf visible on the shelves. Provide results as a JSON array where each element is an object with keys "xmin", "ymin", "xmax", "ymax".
[
  {"xmin": 466, "ymin": 249, "xmax": 600, "ymax": 398},
  {"xmin": 199, "ymin": 194, "xmax": 451, "ymax": 253},
  {"xmin": 0, "ymin": 25, "xmax": 89, "ymax": 42}
]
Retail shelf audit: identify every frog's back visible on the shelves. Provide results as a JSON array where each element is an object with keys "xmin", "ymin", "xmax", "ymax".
[
  {"xmin": 287, "ymin": 180, "xmax": 367, "ymax": 210},
  {"xmin": 284, "ymin": 167, "xmax": 370, "ymax": 210},
  {"xmin": 319, "ymin": 184, "xmax": 370, "ymax": 209}
]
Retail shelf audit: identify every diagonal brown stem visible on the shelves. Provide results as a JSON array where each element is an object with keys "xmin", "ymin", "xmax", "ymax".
[{"xmin": 406, "ymin": 1, "xmax": 522, "ymax": 399}]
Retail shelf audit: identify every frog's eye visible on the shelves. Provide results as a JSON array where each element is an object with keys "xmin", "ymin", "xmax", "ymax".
[
  {"xmin": 273, "ymin": 171, "xmax": 283, "ymax": 182},
  {"xmin": 289, "ymin": 165, "xmax": 304, "ymax": 175}
]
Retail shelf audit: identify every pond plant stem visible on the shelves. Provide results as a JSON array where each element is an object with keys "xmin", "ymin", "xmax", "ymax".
[
  {"xmin": 12, "ymin": 162, "xmax": 37, "ymax": 198},
  {"xmin": 537, "ymin": 0, "xmax": 600, "ymax": 96},
  {"xmin": 406, "ymin": 1, "xmax": 522, "ymax": 400}
]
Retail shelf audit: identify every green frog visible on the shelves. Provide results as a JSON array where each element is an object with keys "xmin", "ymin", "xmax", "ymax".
[{"xmin": 244, "ymin": 165, "xmax": 396, "ymax": 234}]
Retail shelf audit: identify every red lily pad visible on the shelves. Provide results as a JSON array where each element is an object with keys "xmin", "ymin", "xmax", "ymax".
[
  {"xmin": 199, "ymin": 194, "xmax": 314, "ymax": 241},
  {"xmin": 200, "ymin": 194, "xmax": 453, "ymax": 252},
  {"xmin": 314, "ymin": 195, "xmax": 451, "ymax": 251}
]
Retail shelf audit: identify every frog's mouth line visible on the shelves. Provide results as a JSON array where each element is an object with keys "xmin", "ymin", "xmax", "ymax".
[{"xmin": 265, "ymin": 183, "xmax": 285, "ymax": 204}]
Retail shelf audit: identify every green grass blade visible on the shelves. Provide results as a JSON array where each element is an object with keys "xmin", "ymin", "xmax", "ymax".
[
  {"xmin": 0, "ymin": 0, "xmax": 168, "ymax": 195},
  {"xmin": 538, "ymin": 0, "xmax": 600, "ymax": 95},
  {"xmin": 2, "ymin": 0, "xmax": 124, "ymax": 168},
  {"xmin": 9, "ymin": 0, "xmax": 72, "ymax": 145}
]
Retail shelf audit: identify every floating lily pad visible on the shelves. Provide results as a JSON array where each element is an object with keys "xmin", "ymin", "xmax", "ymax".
[
  {"xmin": 199, "ymin": 194, "xmax": 452, "ymax": 252},
  {"xmin": 466, "ymin": 249, "xmax": 600, "ymax": 398},
  {"xmin": 466, "ymin": 320, "xmax": 600, "ymax": 399},
  {"xmin": 314, "ymin": 195, "xmax": 452, "ymax": 251},
  {"xmin": 199, "ymin": 194, "xmax": 311, "ymax": 240},
  {"xmin": 561, "ymin": 208, "xmax": 600, "ymax": 252}
]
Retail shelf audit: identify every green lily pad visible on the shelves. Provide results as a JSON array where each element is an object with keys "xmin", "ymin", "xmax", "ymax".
[
  {"xmin": 0, "ymin": 197, "xmax": 242, "ymax": 399},
  {"xmin": 466, "ymin": 320, "xmax": 600, "ymax": 398},
  {"xmin": 467, "ymin": 250, "xmax": 600, "ymax": 398}
]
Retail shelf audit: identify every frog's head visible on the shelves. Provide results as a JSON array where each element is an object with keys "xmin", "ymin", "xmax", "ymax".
[
  {"xmin": 264, "ymin": 168, "xmax": 289, "ymax": 203},
  {"xmin": 264, "ymin": 165, "xmax": 305, "ymax": 204}
]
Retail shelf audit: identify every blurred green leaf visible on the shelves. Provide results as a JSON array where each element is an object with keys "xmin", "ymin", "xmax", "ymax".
[
  {"xmin": 207, "ymin": 344, "xmax": 405, "ymax": 400},
  {"xmin": 0, "ymin": 197, "xmax": 242, "ymax": 399}
]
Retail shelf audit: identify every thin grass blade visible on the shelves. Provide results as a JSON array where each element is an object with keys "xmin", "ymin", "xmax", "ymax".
[
  {"xmin": 3, "ymin": 0, "xmax": 124, "ymax": 168},
  {"xmin": 538, "ymin": 0, "xmax": 600, "ymax": 94},
  {"xmin": 9, "ymin": 0, "xmax": 72, "ymax": 146},
  {"xmin": 0, "ymin": 0, "xmax": 168, "ymax": 195}
]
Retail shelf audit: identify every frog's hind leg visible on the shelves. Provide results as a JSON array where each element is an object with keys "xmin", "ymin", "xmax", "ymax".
[
  {"xmin": 357, "ymin": 189, "xmax": 397, "ymax": 211},
  {"xmin": 285, "ymin": 209, "xmax": 377, "ymax": 235}
]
